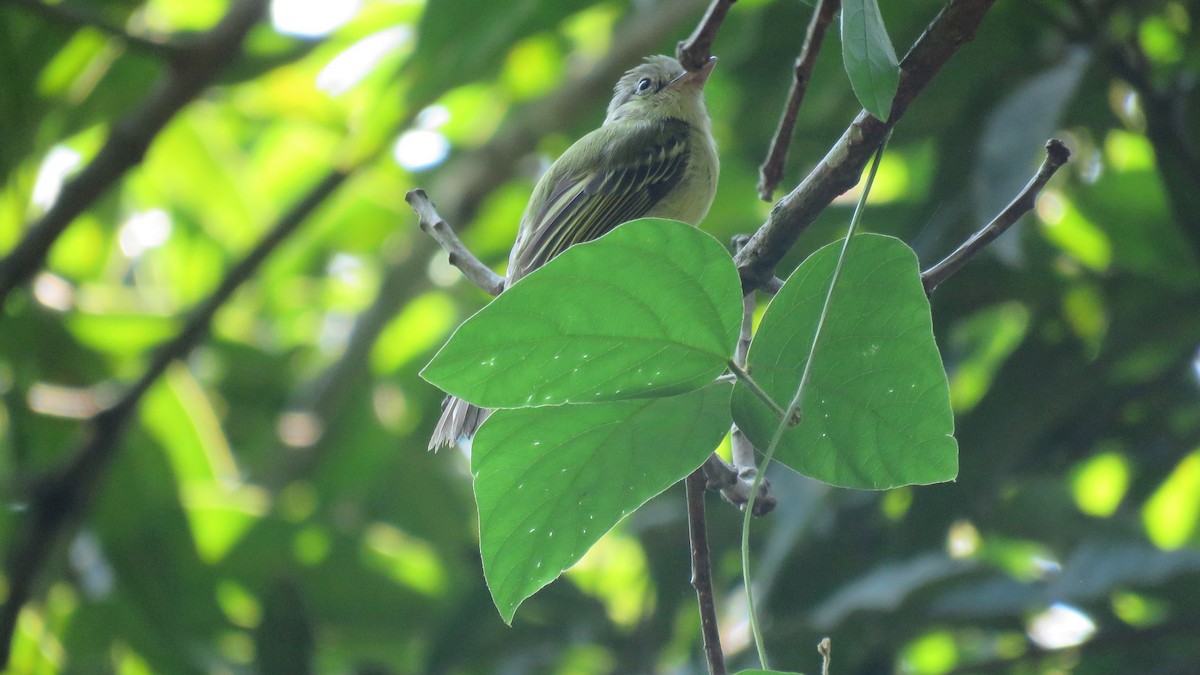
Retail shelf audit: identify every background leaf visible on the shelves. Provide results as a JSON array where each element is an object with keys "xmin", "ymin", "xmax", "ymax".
[
  {"xmin": 423, "ymin": 219, "xmax": 742, "ymax": 408},
  {"xmin": 732, "ymin": 234, "xmax": 957, "ymax": 489},
  {"xmin": 841, "ymin": 0, "xmax": 900, "ymax": 121},
  {"xmin": 404, "ymin": 0, "xmax": 600, "ymax": 103},
  {"xmin": 3, "ymin": 0, "xmax": 1200, "ymax": 671},
  {"xmin": 473, "ymin": 382, "xmax": 732, "ymax": 623}
]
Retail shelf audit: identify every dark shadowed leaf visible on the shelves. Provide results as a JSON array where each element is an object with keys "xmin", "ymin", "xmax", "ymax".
[{"xmin": 841, "ymin": 0, "xmax": 900, "ymax": 121}]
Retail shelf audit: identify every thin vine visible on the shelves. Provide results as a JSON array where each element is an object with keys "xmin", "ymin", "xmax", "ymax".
[{"xmin": 740, "ymin": 134, "xmax": 892, "ymax": 668}]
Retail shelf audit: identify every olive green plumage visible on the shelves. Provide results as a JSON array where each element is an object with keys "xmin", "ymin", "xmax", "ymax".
[{"xmin": 430, "ymin": 55, "xmax": 719, "ymax": 450}]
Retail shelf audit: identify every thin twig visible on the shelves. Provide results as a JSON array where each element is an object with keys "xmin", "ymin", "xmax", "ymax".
[
  {"xmin": 757, "ymin": 0, "xmax": 840, "ymax": 201},
  {"xmin": 735, "ymin": 290, "xmax": 753, "ymax": 368},
  {"xmin": 709, "ymin": 434, "xmax": 775, "ymax": 516},
  {"xmin": 921, "ymin": 139, "xmax": 1070, "ymax": 293},
  {"xmin": 0, "ymin": 169, "xmax": 348, "ymax": 668},
  {"xmin": 676, "ymin": 0, "xmax": 736, "ymax": 71},
  {"xmin": 819, "ymin": 637, "xmax": 832, "ymax": 675},
  {"xmin": 686, "ymin": 469, "xmax": 727, "ymax": 675},
  {"xmin": 406, "ymin": 189, "xmax": 505, "ymax": 296},
  {"xmin": 719, "ymin": 237, "xmax": 776, "ymax": 515},
  {"xmin": 7, "ymin": 0, "xmax": 186, "ymax": 61},
  {"xmin": 0, "ymin": 0, "xmax": 269, "ymax": 307},
  {"xmin": 703, "ymin": 243, "xmax": 776, "ymax": 514},
  {"xmin": 735, "ymin": 0, "xmax": 999, "ymax": 293}
]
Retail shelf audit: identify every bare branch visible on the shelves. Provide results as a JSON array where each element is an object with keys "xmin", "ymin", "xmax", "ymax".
[
  {"xmin": 406, "ymin": 189, "xmax": 505, "ymax": 296},
  {"xmin": 6, "ymin": 0, "xmax": 186, "ymax": 61},
  {"xmin": 922, "ymin": 139, "xmax": 1071, "ymax": 293},
  {"xmin": 757, "ymin": 0, "xmax": 840, "ymax": 201},
  {"xmin": 676, "ymin": 0, "xmax": 736, "ymax": 71},
  {"xmin": 0, "ymin": 0, "xmax": 269, "ymax": 307},
  {"xmin": 686, "ymin": 469, "xmax": 728, "ymax": 675},
  {"xmin": 0, "ymin": 168, "xmax": 348, "ymax": 667},
  {"xmin": 735, "ymin": 0, "xmax": 999, "ymax": 292}
]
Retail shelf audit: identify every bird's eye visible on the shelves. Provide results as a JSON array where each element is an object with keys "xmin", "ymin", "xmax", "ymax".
[{"xmin": 636, "ymin": 77, "xmax": 654, "ymax": 94}]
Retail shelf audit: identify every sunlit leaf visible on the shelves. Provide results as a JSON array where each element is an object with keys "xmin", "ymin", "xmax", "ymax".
[
  {"xmin": 732, "ymin": 234, "xmax": 957, "ymax": 489},
  {"xmin": 423, "ymin": 219, "xmax": 741, "ymax": 408},
  {"xmin": 901, "ymin": 631, "xmax": 959, "ymax": 674},
  {"xmin": 1072, "ymin": 449, "xmax": 1130, "ymax": 518},
  {"xmin": 947, "ymin": 302, "xmax": 1030, "ymax": 413},
  {"xmin": 1143, "ymin": 450, "xmax": 1200, "ymax": 550},
  {"xmin": 1037, "ymin": 195, "xmax": 1112, "ymax": 271},
  {"xmin": 67, "ymin": 313, "xmax": 179, "ymax": 358},
  {"xmin": 406, "ymin": 0, "xmax": 600, "ymax": 104},
  {"xmin": 473, "ymin": 382, "xmax": 731, "ymax": 623}
]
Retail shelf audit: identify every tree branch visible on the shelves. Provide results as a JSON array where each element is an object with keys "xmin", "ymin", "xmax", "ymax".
[
  {"xmin": 922, "ymin": 139, "xmax": 1071, "ymax": 293},
  {"xmin": 0, "ymin": 0, "xmax": 269, "ymax": 307},
  {"xmin": 6, "ymin": 0, "xmax": 186, "ymax": 61},
  {"xmin": 734, "ymin": 0, "xmax": 999, "ymax": 292},
  {"xmin": 757, "ymin": 0, "xmax": 840, "ymax": 201},
  {"xmin": 686, "ymin": 468, "xmax": 727, "ymax": 675},
  {"xmin": 676, "ymin": 0, "xmax": 736, "ymax": 71},
  {"xmin": 0, "ymin": 168, "xmax": 348, "ymax": 668},
  {"xmin": 406, "ymin": 189, "xmax": 505, "ymax": 295}
]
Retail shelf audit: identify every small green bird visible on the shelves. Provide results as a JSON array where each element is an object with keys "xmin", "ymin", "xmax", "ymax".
[{"xmin": 429, "ymin": 54, "xmax": 720, "ymax": 450}]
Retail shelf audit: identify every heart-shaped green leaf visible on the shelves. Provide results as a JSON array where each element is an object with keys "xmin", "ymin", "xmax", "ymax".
[
  {"xmin": 473, "ymin": 382, "xmax": 732, "ymax": 623},
  {"xmin": 732, "ymin": 234, "xmax": 957, "ymax": 489},
  {"xmin": 842, "ymin": 0, "xmax": 900, "ymax": 121},
  {"xmin": 423, "ymin": 219, "xmax": 741, "ymax": 408}
]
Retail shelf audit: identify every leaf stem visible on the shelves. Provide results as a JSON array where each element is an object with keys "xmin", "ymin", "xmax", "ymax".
[
  {"xmin": 726, "ymin": 360, "xmax": 788, "ymax": 423},
  {"xmin": 740, "ymin": 134, "xmax": 891, "ymax": 669}
]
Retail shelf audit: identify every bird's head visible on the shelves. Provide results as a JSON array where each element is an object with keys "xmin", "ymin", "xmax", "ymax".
[{"xmin": 604, "ymin": 55, "xmax": 716, "ymax": 127}]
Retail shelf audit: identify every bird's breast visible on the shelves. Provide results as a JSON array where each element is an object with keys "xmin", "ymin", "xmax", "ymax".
[{"xmin": 647, "ymin": 126, "xmax": 719, "ymax": 226}]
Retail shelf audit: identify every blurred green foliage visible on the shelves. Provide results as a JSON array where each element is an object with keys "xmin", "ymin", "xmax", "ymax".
[{"xmin": 1, "ymin": 0, "xmax": 1199, "ymax": 673}]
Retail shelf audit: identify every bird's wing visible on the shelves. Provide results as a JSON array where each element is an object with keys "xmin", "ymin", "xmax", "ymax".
[{"xmin": 507, "ymin": 118, "xmax": 691, "ymax": 282}]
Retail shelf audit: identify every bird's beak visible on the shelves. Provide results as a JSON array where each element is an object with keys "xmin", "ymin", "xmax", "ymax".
[{"xmin": 668, "ymin": 56, "xmax": 717, "ymax": 89}]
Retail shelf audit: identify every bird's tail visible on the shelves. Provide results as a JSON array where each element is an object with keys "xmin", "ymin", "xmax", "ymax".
[{"xmin": 428, "ymin": 395, "xmax": 490, "ymax": 450}]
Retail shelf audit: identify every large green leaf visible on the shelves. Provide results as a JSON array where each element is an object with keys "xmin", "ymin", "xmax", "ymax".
[
  {"xmin": 841, "ymin": 0, "xmax": 900, "ymax": 121},
  {"xmin": 731, "ymin": 234, "xmax": 957, "ymax": 489},
  {"xmin": 473, "ymin": 382, "xmax": 732, "ymax": 623},
  {"xmin": 422, "ymin": 218, "xmax": 741, "ymax": 408}
]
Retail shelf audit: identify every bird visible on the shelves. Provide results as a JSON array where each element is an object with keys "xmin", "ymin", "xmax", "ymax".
[{"xmin": 429, "ymin": 54, "xmax": 720, "ymax": 450}]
